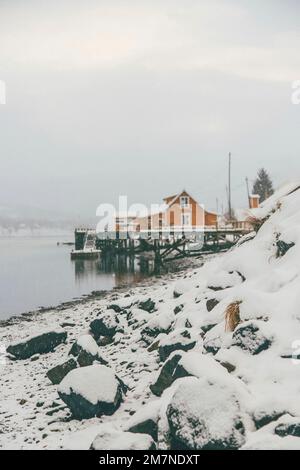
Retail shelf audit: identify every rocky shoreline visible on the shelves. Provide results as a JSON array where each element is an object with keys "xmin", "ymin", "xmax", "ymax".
[{"xmin": 2, "ymin": 184, "xmax": 300, "ymax": 450}]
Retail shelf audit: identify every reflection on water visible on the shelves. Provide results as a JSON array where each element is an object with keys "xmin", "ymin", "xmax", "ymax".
[
  {"xmin": 73, "ymin": 254, "xmax": 154, "ymax": 287},
  {"xmin": 0, "ymin": 237, "xmax": 153, "ymax": 320}
]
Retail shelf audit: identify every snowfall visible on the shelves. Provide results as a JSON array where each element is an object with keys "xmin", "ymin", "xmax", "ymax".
[{"xmin": 1, "ymin": 181, "xmax": 300, "ymax": 450}]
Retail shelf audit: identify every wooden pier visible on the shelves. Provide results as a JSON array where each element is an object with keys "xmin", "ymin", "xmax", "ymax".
[{"xmin": 72, "ymin": 225, "xmax": 251, "ymax": 267}]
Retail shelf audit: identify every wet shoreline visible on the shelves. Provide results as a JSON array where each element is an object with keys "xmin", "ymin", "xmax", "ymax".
[{"xmin": 0, "ymin": 255, "xmax": 207, "ymax": 328}]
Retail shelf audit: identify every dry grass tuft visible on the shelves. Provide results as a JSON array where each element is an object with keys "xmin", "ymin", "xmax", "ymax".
[{"xmin": 225, "ymin": 301, "xmax": 242, "ymax": 332}]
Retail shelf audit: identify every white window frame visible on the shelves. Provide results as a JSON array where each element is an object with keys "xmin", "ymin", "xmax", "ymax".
[
  {"xmin": 181, "ymin": 213, "xmax": 191, "ymax": 226},
  {"xmin": 180, "ymin": 196, "xmax": 189, "ymax": 208}
]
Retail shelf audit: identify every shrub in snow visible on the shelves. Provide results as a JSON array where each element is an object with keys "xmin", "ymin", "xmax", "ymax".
[
  {"xmin": 90, "ymin": 431, "xmax": 155, "ymax": 450},
  {"xmin": 232, "ymin": 320, "xmax": 273, "ymax": 355},
  {"xmin": 166, "ymin": 376, "xmax": 246, "ymax": 450},
  {"xmin": 7, "ymin": 329, "xmax": 67, "ymax": 359},
  {"xmin": 89, "ymin": 310, "xmax": 120, "ymax": 340},
  {"xmin": 158, "ymin": 329, "xmax": 198, "ymax": 362},
  {"xmin": 47, "ymin": 358, "xmax": 77, "ymax": 385},
  {"xmin": 69, "ymin": 334, "xmax": 107, "ymax": 367},
  {"xmin": 224, "ymin": 301, "xmax": 242, "ymax": 332},
  {"xmin": 58, "ymin": 365, "xmax": 125, "ymax": 420}
]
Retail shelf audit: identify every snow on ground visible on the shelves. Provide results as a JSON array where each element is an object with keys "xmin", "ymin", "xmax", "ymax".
[{"xmin": 2, "ymin": 181, "xmax": 300, "ymax": 449}]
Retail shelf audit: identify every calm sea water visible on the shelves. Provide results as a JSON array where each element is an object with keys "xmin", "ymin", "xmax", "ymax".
[{"xmin": 0, "ymin": 236, "xmax": 149, "ymax": 320}]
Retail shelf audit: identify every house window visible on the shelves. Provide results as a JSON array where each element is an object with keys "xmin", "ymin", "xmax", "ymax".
[
  {"xmin": 180, "ymin": 196, "xmax": 189, "ymax": 208},
  {"xmin": 181, "ymin": 214, "xmax": 191, "ymax": 226}
]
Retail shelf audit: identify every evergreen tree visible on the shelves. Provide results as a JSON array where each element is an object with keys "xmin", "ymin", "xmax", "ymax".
[{"xmin": 252, "ymin": 168, "xmax": 274, "ymax": 202}]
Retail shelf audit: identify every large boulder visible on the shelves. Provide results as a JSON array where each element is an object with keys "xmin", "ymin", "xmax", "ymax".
[
  {"xmin": 47, "ymin": 358, "xmax": 77, "ymax": 385},
  {"xmin": 89, "ymin": 311, "xmax": 120, "ymax": 340},
  {"xmin": 166, "ymin": 376, "xmax": 246, "ymax": 450},
  {"xmin": 7, "ymin": 329, "xmax": 67, "ymax": 359},
  {"xmin": 58, "ymin": 365, "xmax": 124, "ymax": 419},
  {"xmin": 232, "ymin": 320, "xmax": 273, "ymax": 355},
  {"xmin": 69, "ymin": 334, "xmax": 107, "ymax": 367},
  {"xmin": 90, "ymin": 431, "xmax": 155, "ymax": 450}
]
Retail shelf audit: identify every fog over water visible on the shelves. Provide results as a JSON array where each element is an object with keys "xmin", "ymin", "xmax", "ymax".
[{"xmin": 0, "ymin": 0, "xmax": 300, "ymax": 219}]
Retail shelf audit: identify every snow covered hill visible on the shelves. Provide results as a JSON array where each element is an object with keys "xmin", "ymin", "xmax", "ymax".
[{"xmin": 2, "ymin": 181, "xmax": 300, "ymax": 449}]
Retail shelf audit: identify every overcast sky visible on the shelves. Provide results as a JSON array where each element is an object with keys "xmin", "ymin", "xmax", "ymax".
[{"xmin": 0, "ymin": 0, "xmax": 300, "ymax": 217}]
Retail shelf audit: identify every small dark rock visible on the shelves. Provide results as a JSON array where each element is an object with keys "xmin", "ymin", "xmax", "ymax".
[
  {"xmin": 206, "ymin": 298, "xmax": 220, "ymax": 312},
  {"xmin": 138, "ymin": 298, "xmax": 156, "ymax": 313},
  {"xmin": 174, "ymin": 304, "xmax": 184, "ymax": 315}
]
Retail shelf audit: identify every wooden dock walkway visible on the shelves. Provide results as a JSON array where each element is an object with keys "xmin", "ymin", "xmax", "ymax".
[{"xmin": 72, "ymin": 225, "xmax": 251, "ymax": 267}]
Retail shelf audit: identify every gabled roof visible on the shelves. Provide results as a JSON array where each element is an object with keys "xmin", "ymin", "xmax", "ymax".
[
  {"xmin": 164, "ymin": 189, "xmax": 196, "ymax": 208},
  {"xmin": 163, "ymin": 194, "xmax": 177, "ymax": 203}
]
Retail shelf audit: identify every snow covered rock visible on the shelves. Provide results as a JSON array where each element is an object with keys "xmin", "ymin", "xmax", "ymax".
[
  {"xmin": 90, "ymin": 431, "xmax": 155, "ymax": 450},
  {"xmin": 232, "ymin": 320, "xmax": 273, "ymax": 355},
  {"xmin": 89, "ymin": 310, "xmax": 120, "ymax": 340},
  {"xmin": 150, "ymin": 354, "xmax": 183, "ymax": 397},
  {"xmin": 47, "ymin": 358, "xmax": 77, "ymax": 385},
  {"xmin": 69, "ymin": 334, "xmax": 107, "ymax": 367},
  {"xmin": 126, "ymin": 401, "xmax": 161, "ymax": 441},
  {"xmin": 127, "ymin": 308, "xmax": 151, "ymax": 329},
  {"xmin": 173, "ymin": 280, "xmax": 190, "ymax": 298},
  {"xmin": 158, "ymin": 329, "xmax": 198, "ymax": 362},
  {"xmin": 203, "ymin": 323, "xmax": 224, "ymax": 355},
  {"xmin": 138, "ymin": 298, "xmax": 156, "ymax": 313},
  {"xmin": 275, "ymin": 416, "xmax": 300, "ymax": 437},
  {"xmin": 7, "ymin": 328, "xmax": 67, "ymax": 359},
  {"xmin": 58, "ymin": 365, "xmax": 124, "ymax": 419},
  {"xmin": 151, "ymin": 351, "xmax": 228, "ymax": 397},
  {"xmin": 166, "ymin": 376, "xmax": 246, "ymax": 450},
  {"xmin": 141, "ymin": 310, "xmax": 174, "ymax": 345},
  {"xmin": 207, "ymin": 270, "xmax": 245, "ymax": 291}
]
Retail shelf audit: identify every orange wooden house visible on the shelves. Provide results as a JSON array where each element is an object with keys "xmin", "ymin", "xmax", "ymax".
[{"xmin": 115, "ymin": 190, "xmax": 218, "ymax": 236}]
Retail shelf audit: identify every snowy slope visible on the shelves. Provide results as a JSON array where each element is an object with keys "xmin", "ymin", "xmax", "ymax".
[{"xmin": 2, "ymin": 181, "xmax": 300, "ymax": 449}]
